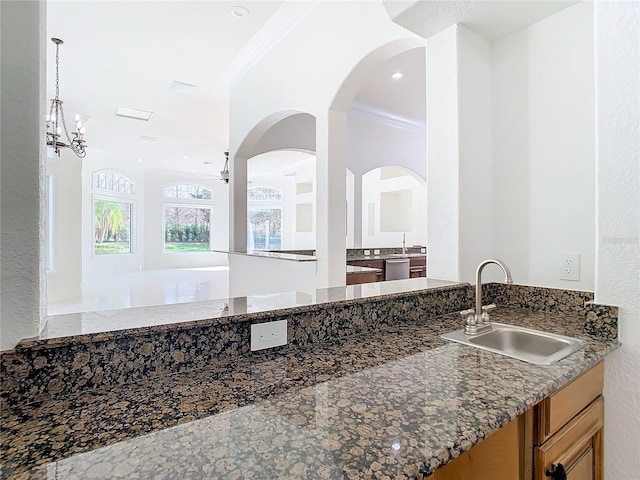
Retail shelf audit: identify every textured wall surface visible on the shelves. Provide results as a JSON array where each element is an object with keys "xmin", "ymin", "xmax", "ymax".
[
  {"xmin": 594, "ymin": 2, "xmax": 640, "ymax": 479},
  {"xmin": 0, "ymin": 1, "xmax": 47, "ymax": 351}
]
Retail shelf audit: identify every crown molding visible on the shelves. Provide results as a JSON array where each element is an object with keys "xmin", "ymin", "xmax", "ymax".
[
  {"xmin": 349, "ymin": 101, "xmax": 426, "ymax": 133},
  {"xmin": 222, "ymin": 1, "xmax": 320, "ymax": 86}
]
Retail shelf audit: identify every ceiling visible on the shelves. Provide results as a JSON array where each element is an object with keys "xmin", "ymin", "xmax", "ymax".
[
  {"xmin": 47, "ymin": 1, "xmax": 573, "ymax": 178},
  {"xmin": 46, "ymin": 0, "xmax": 427, "ymax": 178},
  {"xmin": 46, "ymin": 0, "xmax": 285, "ymax": 176}
]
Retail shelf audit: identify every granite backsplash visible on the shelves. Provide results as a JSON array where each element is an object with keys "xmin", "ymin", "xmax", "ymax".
[{"xmin": 1, "ymin": 283, "xmax": 617, "ymax": 408}]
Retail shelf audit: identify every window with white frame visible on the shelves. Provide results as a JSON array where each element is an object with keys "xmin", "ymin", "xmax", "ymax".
[
  {"xmin": 163, "ymin": 183, "xmax": 213, "ymax": 253},
  {"xmin": 248, "ymin": 186, "xmax": 283, "ymax": 250},
  {"xmin": 93, "ymin": 171, "xmax": 135, "ymax": 255}
]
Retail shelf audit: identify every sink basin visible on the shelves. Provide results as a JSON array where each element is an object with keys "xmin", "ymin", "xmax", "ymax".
[{"xmin": 441, "ymin": 322, "xmax": 586, "ymax": 365}]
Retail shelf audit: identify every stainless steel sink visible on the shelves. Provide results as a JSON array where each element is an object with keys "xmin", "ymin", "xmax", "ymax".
[{"xmin": 441, "ymin": 322, "xmax": 586, "ymax": 365}]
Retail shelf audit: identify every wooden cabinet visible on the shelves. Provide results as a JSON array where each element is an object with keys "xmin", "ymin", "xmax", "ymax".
[
  {"xmin": 346, "ymin": 270, "xmax": 378, "ymax": 285},
  {"xmin": 427, "ymin": 417, "xmax": 523, "ymax": 480},
  {"xmin": 347, "ymin": 256, "xmax": 426, "ymax": 282},
  {"xmin": 424, "ymin": 362, "xmax": 604, "ymax": 480},
  {"xmin": 533, "ymin": 362, "xmax": 604, "ymax": 480},
  {"xmin": 410, "ymin": 257, "xmax": 427, "ymax": 278},
  {"xmin": 346, "ymin": 260, "xmax": 384, "ymax": 282}
]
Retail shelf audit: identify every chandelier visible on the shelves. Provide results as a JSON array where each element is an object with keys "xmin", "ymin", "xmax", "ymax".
[
  {"xmin": 220, "ymin": 151, "xmax": 230, "ymax": 183},
  {"xmin": 46, "ymin": 38, "xmax": 87, "ymax": 158}
]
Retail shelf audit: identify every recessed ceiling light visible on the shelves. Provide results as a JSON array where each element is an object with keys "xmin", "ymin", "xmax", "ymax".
[
  {"xmin": 184, "ymin": 156, "xmax": 188, "ymax": 160},
  {"xmin": 391, "ymin": 72, "xmax": 403, "ymax": 80},
  {"xmin": 231, "ymin": 5, "xmax": 249, "ymax": 17},
  {"xmin": 116, "ymin": 106, "xmax": 153, "ymax": 121},
  {"xmin": 137, "ymin": 158, "xmax": 143, "ymax": 162}
]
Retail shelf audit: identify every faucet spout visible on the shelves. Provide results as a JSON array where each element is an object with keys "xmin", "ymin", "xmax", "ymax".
[{"xmin": 475, "ymin": 258, "xmax": 513, "ymax": 317}]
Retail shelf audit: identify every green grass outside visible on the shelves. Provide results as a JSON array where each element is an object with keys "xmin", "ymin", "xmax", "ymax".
[
  {"xmin": 164, "ymin": 242, "xmax": 210, "ymax": 253},
  {"xmin": 95, "ymin": 242, "xmax": 131, "ymax": 255}
]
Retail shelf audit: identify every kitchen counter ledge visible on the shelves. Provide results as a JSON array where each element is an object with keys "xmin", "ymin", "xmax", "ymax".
[{"xmin": 1, "ymin": 306, "xmax": 619, "ymax": 480}]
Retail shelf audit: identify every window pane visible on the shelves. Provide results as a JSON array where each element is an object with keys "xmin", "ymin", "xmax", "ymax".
[
  {"xmin": 164, "ymin": 207, "xmax": 210, "ymax": 252},
  {"xmin": 93, "ymin": 171, "xmax": 134, "ymax": 194},
  {"xmin": 248, "ymin": 208, "xmax": 281, "ymax": 250},
  {"xmin": 248, "ymin": 187, "xmax": 282, "ymax": 201},
  {"xmin": 94, "ymin": 200, "xmax": 131, "ymax": 255}
]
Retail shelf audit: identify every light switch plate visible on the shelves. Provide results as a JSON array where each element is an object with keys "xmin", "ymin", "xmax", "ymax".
[
  {"xmin": 251, "ymin": 320, "xmax": 288, "ymax": 351},
  {"xmin": 374, "ymin": 249, "xmax": 380, "ymax": 255}
]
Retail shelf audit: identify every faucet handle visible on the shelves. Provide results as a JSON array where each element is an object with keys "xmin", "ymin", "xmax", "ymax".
[{"xmin": 481, "ymin": 304, "xmax": 496, "ymax": 324}]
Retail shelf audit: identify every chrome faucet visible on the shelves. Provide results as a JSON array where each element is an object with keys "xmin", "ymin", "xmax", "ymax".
[
  {"xmin": 402, "ymin": 233, "xmax": 406, "ymax": 254},
  {"xmin": 461, "ymin": 259, "xmax": 513, "ymax": 334}
]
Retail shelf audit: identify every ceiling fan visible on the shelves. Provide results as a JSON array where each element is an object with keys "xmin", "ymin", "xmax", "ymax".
[
  {"xmin": 204, "ymin": 150, "xmax": 252, "ymax": 184},
  {"xmin": 204, "ymin": 150, "xmax": 230, "ymax": 183}
]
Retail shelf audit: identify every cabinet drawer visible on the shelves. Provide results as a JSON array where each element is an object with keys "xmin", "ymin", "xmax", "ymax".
[
  {"xmin": 536, "ymin": 361, "xmax": 603, "ymax": 443},
  {"xmin": 534, "ymin": 395, "xmax": 604, "ymax": 480}
]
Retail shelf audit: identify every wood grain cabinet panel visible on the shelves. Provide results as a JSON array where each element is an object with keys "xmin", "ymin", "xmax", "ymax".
[
  {"xmin": 424, "ymin": 362, "xmax": 605, "ymax": 480},
  {"xmin": 534, "ymin": 396, "xmax": 604, "ymax": 480}
]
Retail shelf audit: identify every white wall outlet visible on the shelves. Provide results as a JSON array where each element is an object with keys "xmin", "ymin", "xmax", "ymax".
[
  {"xmin": 559, "ymin": 252, "xmax": 580, "ymax": 281},
  {"xmin": 421, "ymin": 247, "xmax": 426, "ymax": 253},
  {"xmin": 364, "ymin": 249, "xmax": 371, "ymax": 256},
  {"xmin": 374, "ymin": 249, "xmax": 380, "ymax": 255},
  {"xmin": 251, "ymin": 319, "xmax": 288, "ymax": 351}
]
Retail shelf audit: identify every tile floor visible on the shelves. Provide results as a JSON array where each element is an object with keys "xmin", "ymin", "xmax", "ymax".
[{"xmin": 47, "ymin": 267, "xmax": 230, "ymax": 316}]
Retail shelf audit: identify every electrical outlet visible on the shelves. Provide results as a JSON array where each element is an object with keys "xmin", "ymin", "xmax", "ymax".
[
  {"xmin": 560, "ymin": 253, "xmax": 580, "ymax": 281},
  {"xmin": 251, "ymin": 320, "xmax": 287, "ymax": 351},
  {"xmin": 374, "ymin": 249, "xmax": 380, "ymax": 255},
  {"xmin": 364, "ymin": 249, "xmax": 371, "ymax": 256}
]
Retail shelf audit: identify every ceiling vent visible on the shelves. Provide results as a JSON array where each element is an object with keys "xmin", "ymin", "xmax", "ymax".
[
  {"xmin": 116, "ymin": 106, "xmax": 153, "ymax": 121},
  {"xmin": 169, "ymin": 81, "xmax": 197, "ymax": 94}
]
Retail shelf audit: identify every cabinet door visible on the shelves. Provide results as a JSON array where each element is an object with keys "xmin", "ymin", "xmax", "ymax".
[{"xmin": 535, "ymin": 396, "xmax": 604, "ymax": 480}]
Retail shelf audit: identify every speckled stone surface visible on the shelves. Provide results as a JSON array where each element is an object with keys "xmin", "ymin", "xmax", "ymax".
[
  {"xmin": 483, "ymin": 283, "xmax": 594, "ymax": 313},
  {"xmin": 584, "ymin": 301, "xmax": 618, "ymax": 339},
  {"xmin": 0, "ymin": 280, "xmax": 468, "ymax": 406},
  {"xmin": 1, "ymin": 306, "xmax": 619, "ymax": 479}
]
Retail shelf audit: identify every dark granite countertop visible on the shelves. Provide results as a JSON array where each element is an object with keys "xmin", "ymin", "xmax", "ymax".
[
  {"xmin": 1, "ymin": 306, "xmax": 619, "ymax": 479},
  {"xmin": 347, "ymin": 253, "xmax": 427, "ymax": 261}
]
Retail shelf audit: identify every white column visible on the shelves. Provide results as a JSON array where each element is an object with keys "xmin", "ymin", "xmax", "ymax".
[
  {"xmin": 594, "ymin": 2, "xmax": 640, "ymax": 478},
  {"xmin": 425, "ymin": 25, "xmax": 460, "ymax": 282},
  {"xmin": 353, "ymin": 173, "xmax": 363, "ymax": 247},
  {"xmin": 229, "ymin": 154, "xmax": 248, "ymax": 252},
  {"xmin": 426, "ymin": 25, "xmax": 492, "ymax": 284},
  {"xmin": 315, "ymin": 109, "xmax": 347, "ymax": 288},
  {"xmin": 0, "ymin": 0, "xmax": 47, "ymax": 350}
]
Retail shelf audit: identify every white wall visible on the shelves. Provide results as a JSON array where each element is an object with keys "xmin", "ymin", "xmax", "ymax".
[
  {"xmin": 492, "ymin": 2, "xmax": 595, "ymax": 290},
  {"xmin": 594, "ymin": 2, "xmax": 640, "ymax": 479},
  {"xmin": 361, "ymin": 168, "xmax": 427, "ymax": 248},
  {"xmin": 46, "ymin": 151, "xmax": 82, "ymax": 304},
  {"xmin": 228, "ymin": 254, "xmax": 316, "ymax": 298},
  {"xmin": 0, "ymin": 0, "xmax": 47, "ymax": 351}
]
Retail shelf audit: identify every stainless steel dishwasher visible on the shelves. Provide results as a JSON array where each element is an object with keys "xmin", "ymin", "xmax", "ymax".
[{"xmin": 385, "ymin": 258, "xmax": 410, "ymax": 280}]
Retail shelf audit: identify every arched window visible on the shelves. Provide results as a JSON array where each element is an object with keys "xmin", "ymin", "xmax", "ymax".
[
  {"xmin": 93, "ymin": 170, "xmax": 135, "ymax": 255},
  {"xmin": 248, "ymin": 186, "xmax": 283, "ymax": 250},
  {"xmin": 163, "ymin": 183, "xmax": 213, "ymax": 253}
]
